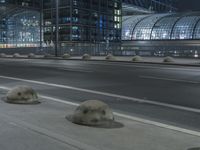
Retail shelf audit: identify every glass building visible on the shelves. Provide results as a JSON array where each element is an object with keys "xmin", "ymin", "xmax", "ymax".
[
  {"xmin": 0, "ymin": 0, "xmax": 41, "ymax": 48},
  {"xmin": 0, "ymin": 0, "xmax": 122, "ymax": 55},
  {"xmin": 121, "ymin": 12, "xmax": 200, "ymax": 57},
  {"xmin": 122, "ymin": 12, "xmax": 200, "ymax": 40},
  {"xmin": 43, "ymin": 0, "xmax": 122, "ymax": 55}
]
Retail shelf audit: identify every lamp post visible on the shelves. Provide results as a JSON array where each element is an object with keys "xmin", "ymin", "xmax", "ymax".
[
  {"xmin": 40, "ymin": 0, "xmax": 43, "ymax": 51},
  {"xmin": 106, "ymin": 38, "xmax": 109, "ymax": 54},
  {"xmin": 55, "ymin": 0, "xmax": 59, "ymax": 57}
]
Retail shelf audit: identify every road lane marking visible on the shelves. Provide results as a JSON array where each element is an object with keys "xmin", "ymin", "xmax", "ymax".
[
  {"xmin": 56, "ymin": 67, "xmax": 94, "ymax": 73},
  {"xmin": 41, "ymin": 95, "xmax": 79, "ymax": 106},
  {"xmin": 140, "ymin": 75, "xmax": 200, "ymax": 84},
  {"xmin": 0, "ymin": 85, "xmax": 200, "ymax": 137},
  {"xmin": 0, "ymin": 75, "xmax": 200, "ymax": 114}
]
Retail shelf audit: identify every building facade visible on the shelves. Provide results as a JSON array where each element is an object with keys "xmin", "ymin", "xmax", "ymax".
[
  {"xmin": 0, "ymin": 0, "xmax": 41, "ymax": 48},
  {"xmin": 122, "ymin": 12, "xmax": 200, "ymax": 57},
  {"xmin": 43, "ymin": 0, "xmax": 122, "ymax": 55}
]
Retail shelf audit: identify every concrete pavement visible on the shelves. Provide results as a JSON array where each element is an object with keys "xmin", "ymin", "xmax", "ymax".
[
  {"xmin": 0, "ymin": 88, "xmax": 200, "ymax": 150},
  {"xmin": 0, "ymin": 58, "xmax": 200, "ymax": 149},
  {"xmin": 72, "ymin": 56, "xmax": 200, "ymax": 65},
  {"xmin": 1, "ymin": 55, "xmax": 200, "ymax": 66},
  {"xmin": 0, "ymin": 58, "xmax": 200, "ymax": 132}
]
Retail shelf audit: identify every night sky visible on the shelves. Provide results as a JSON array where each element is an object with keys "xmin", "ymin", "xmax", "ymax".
[{"xmin": 177, "ymin": 0, "xmax": 200, "ymax": 11}]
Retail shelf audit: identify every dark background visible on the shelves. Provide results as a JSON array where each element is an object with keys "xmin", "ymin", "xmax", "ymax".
[{"xmin": 177, "ymin": 0, "xmax": 200, "ymax": 11}]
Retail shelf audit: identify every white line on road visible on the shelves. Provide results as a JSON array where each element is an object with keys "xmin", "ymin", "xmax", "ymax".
[
  {"xmin": 0, "ymin": 85, "xmax": 200, "ymax": 137},
  {"xmin": 56, "ymin": 67, "xmax": 94, "ymax": 73},
  {"xmin": 140, "ymin": 75, "xmax": 200, "ymax": 84},
  {"xmin": 0, "ymin": 75, "xmax": 200, "ymax": 114}
]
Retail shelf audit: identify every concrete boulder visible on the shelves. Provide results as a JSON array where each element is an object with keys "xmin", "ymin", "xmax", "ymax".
[
  {"xmin": 44, "ymin": 53, "xmax": 53, "ymax": 58},
  {"xmin": 0, "ymin": 53, "xmax": 6, "ymax": 58},
  {"xmin": 82, "ymin": 54, "xmax": 91, "ymax": 60},
  {"xmin": 62, "ymin": 53, "xmax": 71, "ymax": 59},
  {"xmin": 105, "ymin": 54, "xmax": 116, "ymax": 61},
  {"xmin": 68, "ymin": 100, "xmax": 119, "ymax": 128},
  {"xmin": 28, "ymin": 53, "xmax": 36, "ymax": 58},
  {"xmin": 13, "ymin": 53, "xmax": 20, "ymax": 58},
  {"xmin": 132, "ymin": 55, "xmax": 143, "ymax": 62},
  {"xmin": 5, "ymin": 86, "xmax": 39, "ymax": 104},
  {"xmin": 163, "ymin": 56, "xmax": 174, "ymax": 63}
]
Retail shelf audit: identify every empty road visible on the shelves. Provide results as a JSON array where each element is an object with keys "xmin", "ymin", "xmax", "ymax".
[{"xmin": 0, "ymin": 58, "xmax": 200, "ymax": 131}]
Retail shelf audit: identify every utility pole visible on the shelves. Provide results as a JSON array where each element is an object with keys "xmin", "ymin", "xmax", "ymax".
[
  {"xmin": 40, "ymin": 0, "xmax": 43, "ymax": 51},
  {"xmin": 55, "ymin": 0, "xmax": 59, "ymax": 57}
]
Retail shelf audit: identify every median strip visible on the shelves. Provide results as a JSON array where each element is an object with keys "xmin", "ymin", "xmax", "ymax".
[{"xmin": 0, "ymin": 85, "xmax": 200, "ymax": 137}]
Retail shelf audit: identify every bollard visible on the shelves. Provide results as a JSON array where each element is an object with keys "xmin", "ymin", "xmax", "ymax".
[
  {"xmin": 0, "ymin": 53, "xmax": 6, "ymax": 58},
  {"xmin": 13, "ymin": 53, "xmax": 20, "ymax": 58},
  {"xmin": 105, "ymin": 54, "xmax": 116, "ymax": 61},
  {"xmin": 5, "ymin": 86, "xmax": 40, "ymax": 104},
  {"xmin": 62, "ymin": 53, "xmax": 71, "ymax": 59},
  {"xmin": 28, "ymin": 53, "xmax": 36, "ymax": 58},
  {"xmin": 163, "ymin": 56, "xmax": 174, "ymax": 63},
  {"xmin": 44, "ymin": 53, "xmax": 53, "ymax": 58},
  {"xmin": 132, "ymin": 55, "xmax": 143, "ymax": 62},
  {"xmin": 82, "ymin": 54, "xmax": 91, "ymax": 60},
  {"xmin": 67, "ymin": 100, "xmax": 123, "ymax": 128}
]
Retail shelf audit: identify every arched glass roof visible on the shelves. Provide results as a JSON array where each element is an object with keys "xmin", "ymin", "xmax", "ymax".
[
  {"xmin": 122, "ymin": 12, "xmax": 200, "ymax": 40},
  {"xmin": 122, "ymin": 15, "xmax": 149, "ymax": 40},
  {"xmin": 171, "ymin": 16, "xmax": 200, "ymax": 39},
  {"xmin": 151, "ymin": 14, "xmax": 180, "ymax": 40},
  {"xmin": 132, "ymin": 13, "xmax": 169, "ymax": 40},
  {"xmin": 194, "ymin": 21, "xmax": 200, "ymax": 39}
]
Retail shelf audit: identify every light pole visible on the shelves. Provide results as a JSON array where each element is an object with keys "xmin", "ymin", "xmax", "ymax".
[
  {"xmin": 55, "ymin": 0, "xmax": 59, "ymax": 57},
  {"xmin": 106, "ymin": 38, "xmax": 109, "ymax": 54},
  {"xmin": 40, "ymin": 0, "xmax": 43, "ymax": 51}
]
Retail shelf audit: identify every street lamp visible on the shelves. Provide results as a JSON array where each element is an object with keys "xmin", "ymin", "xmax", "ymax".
[
  {"xmin": 55, "ymin": 0, "xmax": 59, "ymax": 57},
  {"xmin": 106, "ymin": 38, "xmax": 110, "ymax": 54}
]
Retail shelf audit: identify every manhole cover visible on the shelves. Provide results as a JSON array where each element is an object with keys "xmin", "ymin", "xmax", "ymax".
[{"xmin": 188, "ymin": 147, "xmax": 200, "ymax": 150}]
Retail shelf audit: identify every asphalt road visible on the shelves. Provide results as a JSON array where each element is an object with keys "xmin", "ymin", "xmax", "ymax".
[{"xmin": 0, "ymin": 58, "xmax": 200, "ymax": 131}]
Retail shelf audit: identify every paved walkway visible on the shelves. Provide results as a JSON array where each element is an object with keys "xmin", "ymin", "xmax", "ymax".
[
  {"xmin": 72, "ymin": 56, "xmax": 200, "ymax": 64},
  {"xmin": 1, "ymin": 54, "xmax": 200, "ymax": 65},
  {"xmin": 0, "ymin": 87, "xmax": 200, "ymax": 150}
]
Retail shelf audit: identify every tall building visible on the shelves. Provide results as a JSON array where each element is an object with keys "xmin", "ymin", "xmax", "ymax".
[{"xmin": 43, "ymin": 0, "xmax": 122, "ymax": 55}]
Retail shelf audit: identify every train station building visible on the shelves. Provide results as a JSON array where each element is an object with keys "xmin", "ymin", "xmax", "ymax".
[{"xmin": 2, "ymin": 0, "xmax": 198, "ymax": 57}]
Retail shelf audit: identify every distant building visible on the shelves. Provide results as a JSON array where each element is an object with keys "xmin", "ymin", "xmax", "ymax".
[
  {"xmin": 42, "ymin": 0, "xmax": 122, "ymax": 55},
  {"xmin": 5, "ymin": 0, "xmax": 198, "ymax": 57},
  {"xmin": 0, "ymin": 0, "xmax": 122, "ymax": 55},
  {"xmin": 122, "ymin": 12, "xmax": 200, "ymax": 57}
]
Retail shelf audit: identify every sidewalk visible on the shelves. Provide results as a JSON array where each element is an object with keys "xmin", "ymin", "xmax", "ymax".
[
  {"xmin": 2, "ymin": 55, "xmax": 200, "ymax": 66},
  {"xmin": 72, "ymin": 56, "xmax": 200, "ymax": 65},
  {"xmin": 0, "ymin": 89, "xmax": 199, "ymax": 150}
]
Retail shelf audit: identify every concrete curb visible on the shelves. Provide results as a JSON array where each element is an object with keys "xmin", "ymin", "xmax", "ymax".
[{"xmin": 0, "ymin": 56, "xmax": 200, "ymax": 67}]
